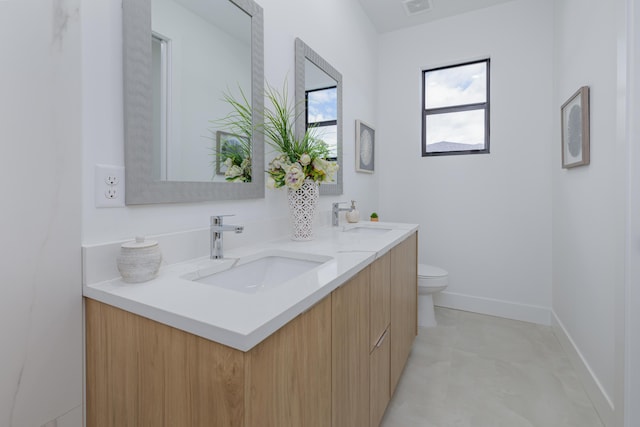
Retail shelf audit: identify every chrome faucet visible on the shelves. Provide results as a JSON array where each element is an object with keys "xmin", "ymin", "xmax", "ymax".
[
  {"xmin": 210, "ymin": 215, "xmax": 244, "ymax": 259},
  {"xmin": 332, "ymin": 201, "xmax": 353, "ymax": 227}
]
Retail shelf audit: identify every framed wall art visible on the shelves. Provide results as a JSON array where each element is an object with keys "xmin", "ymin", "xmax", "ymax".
[
  {"xmin": 355, "ymin": 120, "xmax": 375, "ymax": 173},
  {"xmin": 215, "ymin": 131, "xmax": 247, "ymax": 176},
  {"xmin": 561, "ymin": 86, "xmax": 590, "ymax": 169}
]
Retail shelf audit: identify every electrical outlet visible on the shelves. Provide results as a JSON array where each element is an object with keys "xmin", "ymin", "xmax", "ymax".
[
  {"xmin": 105, "ymin": 188, "xmax": 117, "ymax": 199},
  {"xmin": 95, "ymin": 164, "xmax": 125, "ymax": 208},
  {"xmin": 105, "ymin": 175, "xmax": 119, "ymax": 186}
]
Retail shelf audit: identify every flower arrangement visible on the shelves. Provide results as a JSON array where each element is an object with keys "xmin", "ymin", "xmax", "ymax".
[
  {"xmin": 215, "ymin": 81, "xmax": 338, "ymax": 190},
  {"xmin": 263, "ymin": 83, "xmax": 339, "ymax": 191}
]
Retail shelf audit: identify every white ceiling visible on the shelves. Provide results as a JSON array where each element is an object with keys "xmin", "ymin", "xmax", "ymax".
[{"xmin": 358, "ymin": 0, "xmax": 518, "ymax": 33}]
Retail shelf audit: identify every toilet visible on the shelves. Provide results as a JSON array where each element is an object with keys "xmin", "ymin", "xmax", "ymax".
[{"xmin": 417, "ymin": 264, "xmax": 449, "ymax": 328}]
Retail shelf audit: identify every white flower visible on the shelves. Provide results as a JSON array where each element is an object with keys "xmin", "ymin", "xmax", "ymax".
[
  {"xmin": 324, "ymin": 161, "xmax": 339, "ymax": 182},
  {"xmin": 312, "ymin": 158, "xmax": 327, "ymax": 172},
  {"xmin": 269, "ymin": 158, "xmax": 281, "ymax": 169},
  {"xmin": 225, "ymin": 165, "xmax": 243, "ymax": 178},
  {"xmin": 223, "ymin": 157, "xmax": 233, "ymax": 168},
  {"xmin": 310, "ymin": 158, "xmax": 338, "ymax": 182},
  {"xmin": 299, "ymin": 153, "xmax": 311, "ymax": 166},
  {"xmin": 284, "ymin": 163, "xmax": 305, "ymax": 190},
  {"xmin": 269, "ymin": 154, "xmax": 289, "ymax": 170},
  {"xmin": 266, "ymin": 176, "xmax": 276, "ymax": 189}
]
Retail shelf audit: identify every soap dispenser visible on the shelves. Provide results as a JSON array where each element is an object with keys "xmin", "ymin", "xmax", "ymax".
[{"xmin": 345, "ymin": 200, "xmax": 360, "ymax": 223}]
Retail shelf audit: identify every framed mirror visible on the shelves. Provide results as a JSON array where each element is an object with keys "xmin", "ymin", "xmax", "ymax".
[
  {"xmin": 294, "ymin": 38, "xmax": 343, "ymax": 196},
  {"xmin": 123, "ymin": 0, "xmax": 264, "ymax": 204}
]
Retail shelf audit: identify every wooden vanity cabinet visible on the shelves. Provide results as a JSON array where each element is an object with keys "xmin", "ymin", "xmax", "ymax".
[
  {"xmin": 390, "ymin": 232, "xmax": 418, "ymax": 395},
  {"xmin": 370, "ymin": 252, "xmax": 391, "ymax": 350},
  {"xmin": 85, "ymin": 296, "xmax": 331, "ymax": 427},
  {"xmin": 86, "ymin": 298, "xmax": 245, "ymax": 427},
  {"xmin": 245, "ymin": 296, "xmax": 332, "ymax": 427},
  {"xmin": 369, "ymin": 253, "xmax": 391, "ymax": 427},
  {"xmin": 333, "ymin": 232, "xmax": 418, "ymax": 427},
  {"xmin": 370, "ymin": 327, "xmax": 391, "ymax": 427},
  {"xmin": 85, "ymin": 231, "xmax": 418, "ymax": 427},
  {"xmin": 331, "ymin": 267, "xmax": 371, "ymax": 427}
]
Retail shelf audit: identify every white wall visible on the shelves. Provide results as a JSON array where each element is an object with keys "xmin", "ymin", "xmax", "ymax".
[
  {"xmin": 377, "ymin": 0, "xmax": 554, "ymax": 324},
  {"xmin": 82, "ymin": 0, "xmax": 379, "ymax": 245},
  {"xmin": 0, "ymin": 0, "xmax": 83, "ymax": 426},
  {"xmin": 623, "ymin": 2, "xmax": 640, "ymax": 425},
  {"xmin": 552, "ymin": 0, "xmax": 623, "ymax": 424}
]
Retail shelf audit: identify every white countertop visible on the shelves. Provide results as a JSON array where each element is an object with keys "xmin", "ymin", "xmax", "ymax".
[{"xmin": 83, "ymin": 222, "xmax": 418, "ymax": 351}]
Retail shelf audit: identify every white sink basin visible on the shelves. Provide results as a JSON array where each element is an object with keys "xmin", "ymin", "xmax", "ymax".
[
  {"xmin": 182, "ymin": 251, "xmax": 331, "ymax": 294},
  {"xmin": 342, "ymin": 225, "xmax": 392, "ymax": 236}
]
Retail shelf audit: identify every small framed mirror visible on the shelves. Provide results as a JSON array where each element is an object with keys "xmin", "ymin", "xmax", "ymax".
[
  {"xmin": 123, "ymin": 0, "xmax": 264, "ymax": 204},
  {"xmin": 294, "ymin": 38, "xmax": 343, "ymax": 196}
]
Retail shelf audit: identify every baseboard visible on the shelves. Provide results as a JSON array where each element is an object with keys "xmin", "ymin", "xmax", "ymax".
[
  {"xmin": 433, "ymin": 291, "xmax": 551, "ymax": 325},
  {"xmin": 551, "ymin": 311, "xmax": 615, "ymax": 427}
]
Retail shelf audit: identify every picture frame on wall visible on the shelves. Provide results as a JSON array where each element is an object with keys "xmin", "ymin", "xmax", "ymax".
[
  {"xmin": 355, "ymin": 120, "xmax": 375, "ymax": 173},
  {"xmin": 215, "ymin": 131, "xmax": 245, "ymax": 176},
  {"xmin": 561, "ymin": 86, "xmax": 590, "ymax": 169}
]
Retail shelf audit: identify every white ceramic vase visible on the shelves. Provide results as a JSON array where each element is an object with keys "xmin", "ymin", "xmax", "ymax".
[{"xmin": 287, "ymin": 179, "xmax": 319, "ymax": 241}]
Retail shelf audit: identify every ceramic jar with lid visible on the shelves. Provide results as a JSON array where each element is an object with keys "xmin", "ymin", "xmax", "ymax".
[{"xmin": 117, "ymin": 236, "xmax": 162, "ymax": 283}]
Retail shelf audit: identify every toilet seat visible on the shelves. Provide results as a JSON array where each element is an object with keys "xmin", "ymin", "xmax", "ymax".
[
  {"xmin": 418, "ymin": 264, "xmax": 449, "ymax": 289},
  {"xmin": 418, "ymin": 264, "xmax": 448, "ymax": 279}
]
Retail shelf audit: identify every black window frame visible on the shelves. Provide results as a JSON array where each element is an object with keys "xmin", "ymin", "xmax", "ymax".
[{"xmin": 421, "ymin": 58, "xmax": 491, "ymax": 157}]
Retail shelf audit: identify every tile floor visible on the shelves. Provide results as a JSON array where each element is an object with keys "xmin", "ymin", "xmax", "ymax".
[{"xmin": 380, "ymin": 307, "xmax": 604, "ymax": 427}]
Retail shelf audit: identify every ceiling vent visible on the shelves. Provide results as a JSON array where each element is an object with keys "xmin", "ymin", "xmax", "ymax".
[{"xmin": 402, "ymin": 0, "xmax": 432, "ymax": 16}]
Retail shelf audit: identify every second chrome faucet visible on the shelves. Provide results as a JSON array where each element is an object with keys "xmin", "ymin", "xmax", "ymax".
[
  {"xmin": 210, "ymin": 215, "xmax": 244, "ymax": 259},
  {"xmin": 332, "ymin": 201, "xmax": 354, "ymax": 227}
]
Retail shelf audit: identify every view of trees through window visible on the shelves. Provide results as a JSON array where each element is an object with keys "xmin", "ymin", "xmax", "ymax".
[{"xmin": 422, "ymin": 59, "xmax": 490, "ymax": 156}]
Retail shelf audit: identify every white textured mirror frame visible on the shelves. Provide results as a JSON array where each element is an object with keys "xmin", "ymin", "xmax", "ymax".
[{"xmin": 123, "ymin": 0, "xmax": 265, "ymax": 204}]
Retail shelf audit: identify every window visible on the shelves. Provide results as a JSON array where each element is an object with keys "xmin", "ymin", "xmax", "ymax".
[
  {"xmin": 422, "ymin": 59, "xmax": 490, "ymax": 156},
  {"xmin": 306, "ymin": 86, "xmax": 338, "ymax": 160}
]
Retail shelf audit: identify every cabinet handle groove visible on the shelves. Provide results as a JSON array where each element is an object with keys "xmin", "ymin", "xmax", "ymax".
[{"xmin": 375, "ymin": 328, "xmax": 389, "ymax": 348}]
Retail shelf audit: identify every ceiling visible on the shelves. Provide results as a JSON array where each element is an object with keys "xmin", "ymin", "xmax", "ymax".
[{"xmin": 358, "ymin": 0, "xmax": 518, "ymax": 33}]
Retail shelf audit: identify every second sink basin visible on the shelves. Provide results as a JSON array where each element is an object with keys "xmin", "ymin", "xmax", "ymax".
[
  {"xmin": 342, "ymin": 225, "xmax": 392, "ymax": 235},
  {"xmin": 183, "ymin": 250, "xmax": 332, "ymax": 294}
]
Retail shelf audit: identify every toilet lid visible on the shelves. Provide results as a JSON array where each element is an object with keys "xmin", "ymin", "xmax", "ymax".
[{"xmin": 418, "ymin": 264, "xmax": 448, "ymax": 278}]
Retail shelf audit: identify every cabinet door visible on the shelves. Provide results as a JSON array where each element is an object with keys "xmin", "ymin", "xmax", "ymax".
[
  {"xmin": 390, "ymin": 232, "xmax": 418, "ymax": 394},
  {"xmin": 332, "ymin": 268, "xmax": 370, "ymax": 427},
  {"xmin": 85, "ymin": 299, "xmax": 245, "ymax": 427},
  {"xmin": 370, "ymin": 327, "xmax": 390, "ymax": 427},
  {"xmin": 246, "ymin": 296, "xmax": 332, "ymax": 427},
  {"xmin": 370, "ymin": 252, "xmax": 391, "ymax": 351}
]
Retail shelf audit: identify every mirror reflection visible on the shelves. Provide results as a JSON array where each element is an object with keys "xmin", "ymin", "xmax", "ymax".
[
  {"xmin": 151, "ymin": 0, "xmax": 252, "ymax": 182},
  {"xmin": 305, "ymin": 60, "xmax": 338, "ymax": 162},
  {"xmin": 295, "ymin": 38, "xmax": 343, "ymax": 195}
]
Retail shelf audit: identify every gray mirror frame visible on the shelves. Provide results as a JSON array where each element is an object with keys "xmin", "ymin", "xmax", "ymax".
[
  {"xmin": 294, "ymin": 38, "xmax": 343, "ymax": 196},
  {"xmin": 123, "ymin": 0, "xmax": 264, "ymax": 204}
]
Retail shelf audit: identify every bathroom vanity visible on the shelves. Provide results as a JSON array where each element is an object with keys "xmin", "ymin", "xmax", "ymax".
[{"xmin": 83, "ymin": 223, "xmax": 418, "ymax": 427}]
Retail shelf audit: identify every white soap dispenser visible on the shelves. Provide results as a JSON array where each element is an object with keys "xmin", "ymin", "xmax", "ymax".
[{"xmin": 345, "ymin": 200, "xmax": 360, "ymax": 223}]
